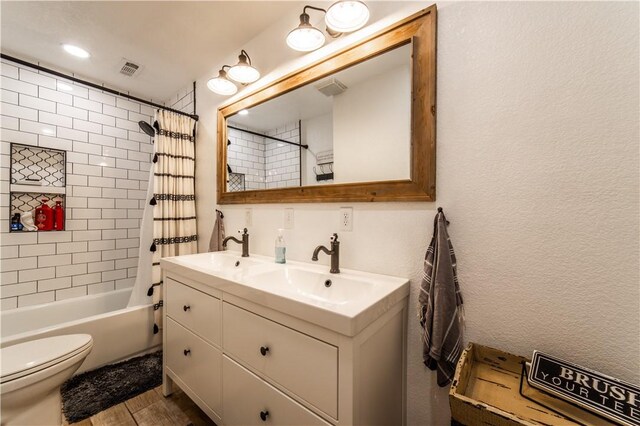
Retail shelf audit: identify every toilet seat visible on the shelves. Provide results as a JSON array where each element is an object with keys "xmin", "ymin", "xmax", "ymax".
[{"xmin": 1, "ymin": 334, "xmax": 93, "ymax": 384}]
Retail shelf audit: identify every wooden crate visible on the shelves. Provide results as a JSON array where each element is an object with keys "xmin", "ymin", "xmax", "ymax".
[{"xmin": 449, "ymin": 343, "xmax": 616, "ymax": 426}]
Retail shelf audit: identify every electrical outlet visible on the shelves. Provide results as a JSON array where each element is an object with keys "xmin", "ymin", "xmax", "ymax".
[
  {"xmin": 284, "ymin": 208, "xmax": 294, "ymax": 229},
  {"xmin": 245, "ymin": 208, "xmax": 252, "ymax": 227},
  {"xmin": 340, "ymin": 207, "xmax": 353, "ymax": 231}
]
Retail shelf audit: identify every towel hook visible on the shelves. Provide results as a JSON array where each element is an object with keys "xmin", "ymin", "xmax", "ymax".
[
  {"xmin": 216, "ymin": 209, "xmax": 224, "ymax": 218},
  {"xmin": 437, "ymin": 207, "xmax": 450, "ymax": 225}
]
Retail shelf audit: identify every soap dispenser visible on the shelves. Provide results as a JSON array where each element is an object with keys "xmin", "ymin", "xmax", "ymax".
[{"xmin": 275, "ymin": 228, "xmax": 286, "ymax": 264}]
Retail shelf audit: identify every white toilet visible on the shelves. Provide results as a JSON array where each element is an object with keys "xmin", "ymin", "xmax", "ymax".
[{"xmin": 0, "ymin": 334, "xmax": 93, "ymax": 426}]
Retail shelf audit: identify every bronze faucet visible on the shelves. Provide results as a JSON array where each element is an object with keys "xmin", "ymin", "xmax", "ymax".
[
  {"xmin": 223, "ymin": 228, "xmax": 249, "ymax": 257},
  {"xmin": 312, "ymin": 233, "xmax": 340, "ymax": 274}
]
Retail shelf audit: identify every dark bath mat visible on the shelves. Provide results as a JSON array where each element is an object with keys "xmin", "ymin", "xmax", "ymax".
[{"xmin": 61, "ymin": 350, "xmax": 162, "ymax": 423}]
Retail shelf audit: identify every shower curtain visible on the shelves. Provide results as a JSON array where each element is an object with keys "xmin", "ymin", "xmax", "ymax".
[{"xmin": 128, "ymin": 110, "xmax": 198, "ymax": 335}]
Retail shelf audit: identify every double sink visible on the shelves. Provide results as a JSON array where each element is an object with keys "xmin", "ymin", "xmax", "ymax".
[{"xmin": 160, "ymin": 251, "xmax": 409, "ymax": 336}]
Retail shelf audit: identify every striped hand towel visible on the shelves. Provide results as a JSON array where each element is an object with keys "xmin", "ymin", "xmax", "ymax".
[{"xmin": 418, "ymin": 209, "xmax": 464, "ymax": 387}]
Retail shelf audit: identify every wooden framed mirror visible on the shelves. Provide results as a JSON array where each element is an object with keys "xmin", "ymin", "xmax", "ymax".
[{"xmin": 217, "ymin": 6, "xmax": 436, "ymax": 204}]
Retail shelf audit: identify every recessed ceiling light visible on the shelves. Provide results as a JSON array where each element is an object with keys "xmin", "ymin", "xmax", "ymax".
[
  {"xmin": 238, "ymin": 109, "xmax": 249, "ymax": 116},
  {"xmin": 57, "ymin": 82, "xmax": 73, "ymax": 92},
  {"xmin": 62, "ymin": 44, "xmax": 90, "ymax": 58}
]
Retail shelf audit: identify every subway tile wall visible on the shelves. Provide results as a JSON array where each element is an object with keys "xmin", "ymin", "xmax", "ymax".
[
  {"xmin": 265, "ymin": 121, "xmax": 301, "ymax": 189},
  {"xmin": 226, "ymin": 121, "xmax": 301, "ymax": 191},
  {"xmin": 165, "ymin": 84, "xmax": 195, "ymax": 115},
  {"xmin": 0, "ymin": 58, "xmax": 153, "ymax": 310},
  {"xmin": 228, "ymin": 125, "xmax": 266, "ymax": 191}
]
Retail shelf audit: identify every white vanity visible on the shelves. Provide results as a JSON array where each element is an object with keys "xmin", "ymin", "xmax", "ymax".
[{"xmin": 160, "ymin": 252, "xmax": 409, "ymax": 426}]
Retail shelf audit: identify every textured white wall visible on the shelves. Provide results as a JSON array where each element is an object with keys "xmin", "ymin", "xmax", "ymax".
[{"xmin": 187, "ymin": 2, "xmax": 639, "ymax": 424}]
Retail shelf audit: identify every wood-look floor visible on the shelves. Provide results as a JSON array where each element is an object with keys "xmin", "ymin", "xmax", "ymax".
[{"xmin": 64, "ymin": 385, "xmax": 216, "ymax": 426}]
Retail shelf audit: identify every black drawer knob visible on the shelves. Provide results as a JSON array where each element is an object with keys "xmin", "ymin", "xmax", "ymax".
[
  {"xmin": 260, "ymin": 346, "xmax": 269, "ymax": 356},
  {"xmin": 259, "ymin": 410, "xmax": 269, "ymax": 421},
  {"xmin": 183, "ymin": 349, "xmax": 191, "ymax": 356},
  {"xmin": 183, "ymin": 305, "xmax": 191, "ymax": 311}
]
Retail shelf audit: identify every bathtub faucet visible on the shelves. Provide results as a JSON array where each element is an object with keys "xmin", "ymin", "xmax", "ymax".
[{"xmin": 223, "ymin": 228, "xmax": 249, "ymax": 257}]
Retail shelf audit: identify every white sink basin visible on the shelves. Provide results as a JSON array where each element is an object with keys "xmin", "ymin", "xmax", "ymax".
[
  {"xmin": 244, "ymin": 268, "xmax": 375, "ymax": 305},
  {"xmin": 171, "ymin": 252, "xmax": 270, "ymax": 277},
  {"xmin": 161, "ymin": 251, "xmax": 409, "ymax": 336}
]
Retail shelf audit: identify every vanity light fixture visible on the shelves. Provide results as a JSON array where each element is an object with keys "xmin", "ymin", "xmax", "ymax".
[
  {"xmin": 287, "ymin": 2, "xmax": 369, "ymax": 52},
  {"xmin": 62, "ymin": 44, "xmax": 90, "ymax": 58},
  {"xmin": 208, "ymin": 50, "xmax": 260, "ymax": 96},
  {"xmin": 207, "ymin": 66, "xmax": 238, "ymax": 96},
  {"xmin": 227, "ymin": 50, "xmax": 260, "ymax": 84}
]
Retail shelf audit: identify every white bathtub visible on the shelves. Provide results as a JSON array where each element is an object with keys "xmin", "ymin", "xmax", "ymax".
[{"xmin": 0, "ymin": 289, "xmax": 162, "ymax": 373}]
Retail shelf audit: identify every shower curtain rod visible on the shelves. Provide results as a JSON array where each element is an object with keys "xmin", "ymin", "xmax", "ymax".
[
  {"xmin": 1, "ymin": 53, "xmax": 199, "ymax": 121},
  {"xmin": 227, "ymin": 125, "xmax": 308, "ymax": 149}
]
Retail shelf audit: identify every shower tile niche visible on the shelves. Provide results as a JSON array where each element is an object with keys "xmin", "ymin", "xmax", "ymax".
[{"xmin": 9, "ymin": 143, "xmax": 66, "ymax": 232}]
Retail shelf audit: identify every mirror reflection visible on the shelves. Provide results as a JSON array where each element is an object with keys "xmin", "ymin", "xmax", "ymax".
[{"xmin": 226, "ymin": 42, "xmax": 411, "ymax": 192}]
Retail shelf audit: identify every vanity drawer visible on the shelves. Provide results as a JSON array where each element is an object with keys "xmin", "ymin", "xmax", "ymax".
[
  {"xmin": 166, "ymin": 277, "xmax": 221, "ymax": 345},
  {"xmin": 166, "ymin": 317, "xmax": 222, "ymax": 415},
  {"xmin": 223, "ymin": 303, "xmax": 338, "ymax": 418},
  {"xmin": 223, "ymin": 355, "xmax": 331, "ymax": 426}
]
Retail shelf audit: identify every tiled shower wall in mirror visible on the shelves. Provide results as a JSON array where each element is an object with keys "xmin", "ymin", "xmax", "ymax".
[
  {"xmin": 0, "ymin": 58, "xmax": 153, "ymax": 309},
  {"xmin": 227, "ymin": 120, "xmax": 301, "ymax": 191}
]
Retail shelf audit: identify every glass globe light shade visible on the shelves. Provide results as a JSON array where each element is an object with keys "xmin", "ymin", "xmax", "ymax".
[
  {"xmin": 286, "ymin": 13, "xmax": 326, "ymax": 52},
  {"xmin": 227, "ymin": 53, "xmax": 260, "ymax": 84},
  {"xmin": 325, "ymin": 1, "xmax": 370, "ymax": 33},
  {"xmin": 227, "ymin": 65, "xmax": 260, "ymax": 84},
  {"xmin": 207, "ymin": 70, "xmax": 237, "ymax": 96}
]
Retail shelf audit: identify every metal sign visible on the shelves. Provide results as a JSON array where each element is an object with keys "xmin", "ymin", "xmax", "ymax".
[{"xmin": 528, "ymin": 351, "xmax": 640, "ymax": 426}]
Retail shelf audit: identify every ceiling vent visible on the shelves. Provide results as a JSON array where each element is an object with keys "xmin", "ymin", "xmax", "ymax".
[
  {"xmin": 315, "ymin": 78, "xmax": 347, "ymax": 97},
  {"xmin": 118, "ymin": 59, "xmax": 142, "ymax": 77}
]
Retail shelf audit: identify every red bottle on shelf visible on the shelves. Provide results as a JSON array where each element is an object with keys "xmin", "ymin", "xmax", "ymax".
[
  {"xmin": 35, "ymin": 198, "xmax": 54, "ymax": 231},
  {"xmin": 53, "ymin": 200, "xmax": 64, "ymax": 231}
]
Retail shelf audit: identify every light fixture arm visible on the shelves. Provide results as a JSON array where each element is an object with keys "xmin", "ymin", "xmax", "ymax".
[
  {"xmin": 301, "ymin": 5, "xmax": 342, "ymax": 38},
  {"xmin": 303, "ymin": 5, "xmax": 327, "ymax": 14}
]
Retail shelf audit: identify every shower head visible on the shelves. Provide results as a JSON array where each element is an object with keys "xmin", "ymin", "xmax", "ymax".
[{"xmin": 138, "ymin": 121, "xmax": 155, "ymax": 137}]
